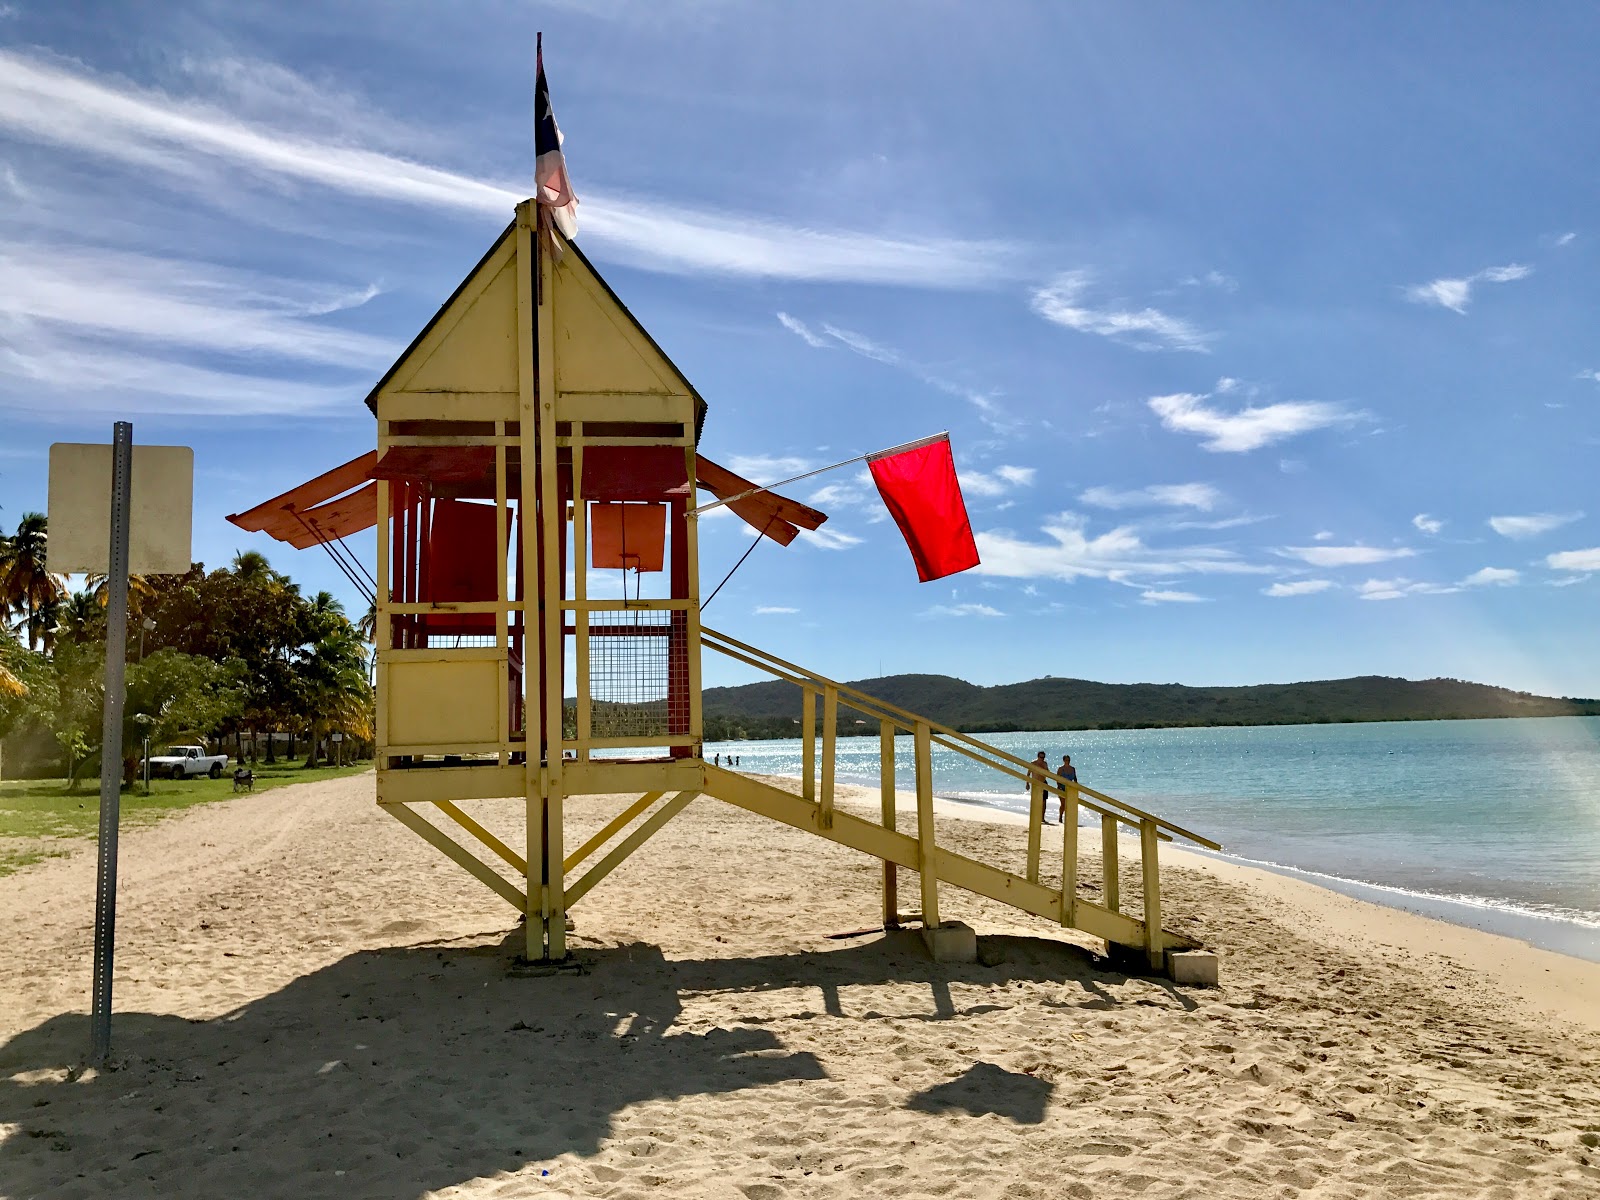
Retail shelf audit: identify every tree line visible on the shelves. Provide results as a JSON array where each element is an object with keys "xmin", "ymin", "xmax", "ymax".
[{"xmin": 0, "ymin": 512, "xmax": 373, "ymax": 788}]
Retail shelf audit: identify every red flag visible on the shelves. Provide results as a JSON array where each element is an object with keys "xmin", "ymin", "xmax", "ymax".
[
  {"xmin": 867, "ymin": 434, "xmax": 980, "ymax": 582},
  {"xmin": 535, "ymin": 35, "xmax": 578, "ymax": 239}
]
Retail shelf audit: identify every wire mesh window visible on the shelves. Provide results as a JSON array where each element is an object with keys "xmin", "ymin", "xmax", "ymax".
[{"xmin": 587, "ymin": 608, "xmax": 688, "ymax": 740}]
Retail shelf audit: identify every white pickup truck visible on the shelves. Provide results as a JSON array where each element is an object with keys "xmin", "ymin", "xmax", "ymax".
[{"xmin": 145, "ymin": 745, "xmax": 229, "ymax": 780}]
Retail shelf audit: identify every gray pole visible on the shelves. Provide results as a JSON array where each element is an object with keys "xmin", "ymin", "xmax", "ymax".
[{"xmin": 90, "ymin": 422, "xmax": 133, "ymax": 1067}]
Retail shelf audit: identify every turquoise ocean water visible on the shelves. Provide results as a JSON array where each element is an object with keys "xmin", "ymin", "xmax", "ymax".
[{"xmin": 705, "ymin": 716, "xmax": 1600, "ymax": 960}]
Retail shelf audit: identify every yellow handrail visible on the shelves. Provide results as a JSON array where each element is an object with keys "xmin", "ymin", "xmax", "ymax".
[{"xmin": 702, "ymin": 626, "xmax": 1221, "ymax": 851}]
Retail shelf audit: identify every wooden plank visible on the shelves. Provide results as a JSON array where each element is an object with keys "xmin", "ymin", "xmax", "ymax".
[
  {"xmin": 1142, "ymin": 818, "xmax": 1163, "ymax": 970},
  {"xmin": 227, "ymin": 451, "xmax": 378, "ymax": 532},
  {"xmin": 1060, "ymin": 787, "xmax": 1079, "ymax": 927},
  {"xmin": 435, "ymin": 799, "xmax": 527, "ymax": 874},
  {"xmin": 914, "ymin": 722, "xmax": 939, "ymax": 930},
  {"xmin": 701, "ymin": 626, "xmax": 1220, "ymax": 849},
  {"xmin": 1027, "ymin": 769, "xmax": 1044, "ymax": 884},
  {"xmin": 515, "ymin": 202, "xmax": 543, "ymax": 963},
  {"xmin": 375, "ymin": 764, "xmax": 524, "ymax": 806},
  {"xmin": 566, "ymin": 791, "xmax": 698, "ymax": 907},
  {"xmin": 695, "ymin": 455, "xmax": 827, "ymax": 530},
  {"xmin": 820, "ymin": 685, "xmax": 837, "ymax": 830},
  {"xmin": 880, "ymin": 720, "xmax": 898, "ymax": 929},
  {"xmin": 536, "ymin": 207, "xmax": 566, "ymax": 961},
  {"xmin": 1101, "ymin": 813, "xmax": 1119, "ymax": 913},
  {"xmin": 275, "ymin": 481, "xmax": 379, "ymax": 547},
  {"xmin": 801, "ymin": 689, "xmax": 816, "ymax": 803},
  {"xmin": 384, "ymin": 802, "xmax": 525, "ymax": 911},
  {"xmin": 564, "ymin": 791, "xmax": 664, "ymax": 873}
]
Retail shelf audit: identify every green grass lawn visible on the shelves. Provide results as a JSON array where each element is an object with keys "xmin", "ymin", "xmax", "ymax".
[{"xmin": 0, "ymin": 759, "xmax": 373, "ymax": 877}]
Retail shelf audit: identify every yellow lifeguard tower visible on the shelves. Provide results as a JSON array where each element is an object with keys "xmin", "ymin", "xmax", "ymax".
[{"xmin": 232, "ymin": 202, "xmax": 1220, "ymax": 975}]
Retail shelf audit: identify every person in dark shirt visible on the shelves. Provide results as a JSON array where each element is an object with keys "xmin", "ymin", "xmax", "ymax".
[{"xmin": 1055, "ymin": 754, "xmax": 1078, "ymax": 825}]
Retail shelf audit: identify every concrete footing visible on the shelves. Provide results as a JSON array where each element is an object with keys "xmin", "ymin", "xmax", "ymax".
[
  {"xmin": 1166, "ymin": 949, "xmax": 1219, "ymax": 986},
  {"xmin": 920, "ymin": 920, "xmax": 978, "ymax": 963}
]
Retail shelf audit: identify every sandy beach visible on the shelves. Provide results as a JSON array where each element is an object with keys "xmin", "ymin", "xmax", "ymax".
[{"xmin": 2, "ymin": 772, "xmax": 1599, "ymax": 1199}]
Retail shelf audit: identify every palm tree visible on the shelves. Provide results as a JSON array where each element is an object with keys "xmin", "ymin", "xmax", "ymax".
[
  {"xmin": 0, "ymin": 513, "xmax": 65, "ymax": 652},
  {"xmin": 298, "ymin": 621, "xmax": 372, "ymax": 767}
]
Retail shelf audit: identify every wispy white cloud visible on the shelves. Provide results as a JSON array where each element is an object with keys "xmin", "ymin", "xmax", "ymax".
[
  {"xmin": 1548, "ymin": 547, "xmax": 1600, "ymax": 572},
  {"xmin": 1579, "ymin": 369, "xmax": 1600, "ymax": 384},
  {"xmin": 1404, "ymin": 263, "xmax": 1531, "ymax": 314},
  {"xmin": 1079, "ymin": 482, "xmax": 1221, "ymax": 511},
  {"xmin": 779, "ymin": 314, "xmax": 1009, "ymax": 424},
  {"xmin": 1149, "ymin": 390, "xmax": 1355, "ymax": 453},
  {"xmin": 725, "ymin": 454, "xmax": 814, "ymax": 481},
  {"xmin": 1460, "ymin": 567, "xmax": 1519, "ymax": 587},
  {"xmin": 1356, "ymin": 577, "xmax": 1459, "ymax": 601},
  {"xmin": 1488, "ymin": 511, "xmax": 1582, "ymax": 539},
  {"xmin": 973, "ymin": 512, "xmax": 1267, "ymax": 585},
  {"xmin": 797, "ymin": 527, "xmax": 864, "ymax": 551},
  {"xmin": 1554, "ymin": 232, "xmax": 1577, "ymax": 247},
  {"xmin": 776, "ymin": 311, "xmax": 828, "ymax": 348},
  {"xmin": 1283, "ymin": 545, "xmax": 1415, "ymax": 567},
  {"xmin": 1312, "ymin": 531, "xmax": 1335, "ymax": 541},
  {"xmin": 1140, "ymin": 589, "xmax": 1205, "ymax": 604},
  {"xmin": 962, "ymin": 466, "xmax": 1036, "ymax": 498},
  {"xmin": 754, "ymin": 605, "xmax": 798, "ymax": 614},
  {"xmin": 1412, "ymin": 513, "xmax": 1444, "ymax": 535},
  {"xmin": 0, "ymin": 49, "xmax": 1023, "ymax": 288},
  {"xmin": 922, "ymin": 602, "xmax": 1004, "ymax": 618},
  {"xmin": 1031, "ymin": 270, "xmax": 1211, "ymax": 352},
  {"xmin": 1263, "ymin": 579, "xmax": 1333, "ymax": 597},
  {"xmin": 1179, "ymin": 270, "xmax": 1237, "ymax": 293}
]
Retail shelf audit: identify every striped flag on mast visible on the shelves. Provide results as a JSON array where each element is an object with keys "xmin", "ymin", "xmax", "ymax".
[{"xmin": 535, "ymin": 33, "xmax": 578, "ymax": 239}]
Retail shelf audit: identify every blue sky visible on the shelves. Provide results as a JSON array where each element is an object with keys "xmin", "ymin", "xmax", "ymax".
[{"xmin": 1, "ymin": 2, "xmax": 1597, "ymax": 696}]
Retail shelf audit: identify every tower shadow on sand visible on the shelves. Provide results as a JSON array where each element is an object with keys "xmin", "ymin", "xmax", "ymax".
[{"xmin": 0, "ymin": 930, "xmax": 1178, "ymax": 1198}]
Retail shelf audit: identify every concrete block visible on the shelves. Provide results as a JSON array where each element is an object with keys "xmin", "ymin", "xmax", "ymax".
[
  {"xmin": 1167, "ymin": 949, "xmax": 1219, "ymax": 987},
  {"xmin": 921, "ymin": 920, "xmax": 978, "ymax": 963}
]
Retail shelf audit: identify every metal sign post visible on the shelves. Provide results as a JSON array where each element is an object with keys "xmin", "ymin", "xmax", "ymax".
[{"xmin": 89, "ymin": 422, "xmax": 134, "ymax": 1068}]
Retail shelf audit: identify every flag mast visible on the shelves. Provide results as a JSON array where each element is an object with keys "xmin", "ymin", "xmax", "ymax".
[{"xmin": 688, "ymin": 432, "xmax": 950, "ymax": 517}]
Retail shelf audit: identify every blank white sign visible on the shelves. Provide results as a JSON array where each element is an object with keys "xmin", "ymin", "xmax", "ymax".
[{"xmin": 48, "ymin": 443, "xmax": 194, "ymax": 575}]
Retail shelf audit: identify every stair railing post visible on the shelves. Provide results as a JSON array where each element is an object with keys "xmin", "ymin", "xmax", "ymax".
[
  {"xmin": 914, "ymin": 720, "xmax": 938, "ymax": 931},
  {"xmin": 1026, "ymin": 767, "xmax": 1044, "ymax": 884},
  {"xmin": 880, "ymin": 719, "xmax": 898, "ymax": 928},
  {"xmin": 801, "ymin": 687, "xmax": 815, "ymax": 804},
  {"xmin": 820, "ymin": 684, "xmax": 837, "ymax": 830},
  {"xmin": 1060, "ymin": 782, "xmax": 1078, "ymax": 927},
  {"xmin": 1100, "ymin": 812, "xmax": 1119, "ymax": 913},
  {"xmin": 1140, "ymin": 817, "xmax": 1163, "ymax": 971}
]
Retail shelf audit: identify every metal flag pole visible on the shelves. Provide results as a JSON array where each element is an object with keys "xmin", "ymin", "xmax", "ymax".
[
  {"xmin": 687, "ymin": 431, "xmax": 948, "ymax": 518},
  {"xmin": 90, "ymin": 421, "xmax": 133, "ymax": 1067}
]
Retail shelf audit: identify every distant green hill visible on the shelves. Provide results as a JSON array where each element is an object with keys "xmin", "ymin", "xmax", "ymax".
[{"xmin": 700, "ymin": 673, "xmax": 1600, "ymax": 741}]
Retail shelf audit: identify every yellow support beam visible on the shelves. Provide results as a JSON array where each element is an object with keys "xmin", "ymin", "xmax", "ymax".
[
  {"xmin": 1060, "ymin": 786, "xmax": 1078, "ymax": 927},
  {"xmin": 913, "ymin": 722, "xmax": 939, "ymax": 931},
  {"xmin": 384, "ymin": 802, "xmax": 526, "ymax": 912},
  {"xmin": 566, "ymin": 790, "xmax": 699, "ymax": 908},
  {"xmin": 434, "ymin": 799, "xmax": 527, "ymax": 875},
  {"xmin": 564, "ymin": 791, "xmax": 665, "ymax": 874},
  {"xmin": 820, "ymin": 685, "xmax": 837, "ymax": 830},
  {"xmin": 1141, "ymin": 818, "xmax": 1163, "ymax": 970},
  {"xmin": 1101, "ymin": 812, "xmax": 1119, "ymax": 912},
  {"xmin": 880, "ymin": 719, "xmax": 898, "ymax": 929}
]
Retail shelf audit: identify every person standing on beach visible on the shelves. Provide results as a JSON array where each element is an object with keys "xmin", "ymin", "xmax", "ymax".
[
  {"xmin": 1028, "ymin": 751, "xmax": 1053, "ymax": 823},
  {"xmin": 1055, "ymin": 754, "xmax": 1078, "ymax": 825}
]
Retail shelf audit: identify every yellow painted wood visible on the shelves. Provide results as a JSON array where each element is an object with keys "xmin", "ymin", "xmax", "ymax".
[
  {"xmin": 382, "ymin": 742, "xmax": 504, "ymax": 758},
  {"xmin": 801, "ymin": 689, "xmax": 815, "ymax": 803},
  {"xmin": 495, "ymin": 429, "xmax": 509, "ymax": 766},
  {"xmin": 378, "ymin": 392, "xmax": 518, "ymax": 422},
  {"xmin": 374, "ymin": 467, "xmax": 390, "ymax": 775},
  {"xmin": 1101, "ymin": 812, "xmax": 1119, "ymax": 912},
  {"xmin": 1141, "ymin": 818, "xmax": 1163, "ymax": 969},
  {"xmin": 572, "ymin": 424, "xmax": 591, "ymax": 752},
  {"xmin": 380, "ymin": 647, "xmax": 505, "ymax": 664},
  {"xmin": 515, "ymin": 203, "xmax": 543, "ymax": 963},
  {"xmin": 376, "ymin": 764, "xmax": 523, "ymax": 806},
  {"xmin": 563, "ymin": 759, "xmax": 705, "ymax": 796},
  {"xmin": 565, "ymin": 790, "xmax": 698, "ymax": 907},
  {"xmin": 913, "ymin": 721, "xmax": 939, "ymax": 930},
  {"xmin": 573, "ymin": 734, "xmax": 699, "ymax": 750},
  {"xmin": 435, "ymin": 799, "xmax": 527, "ymax": 875},
  {"xmin": 685, "ymin": 444, "xmax": 703, "ymax": 749},
  {"xmin": 564, "ymin": 791, "xmax": 665, "ymax": 873},
  {"xmin": 385, "ymin": 659, "xmax": 501, "ymax": 748},
  {"xmin": 820, "ymin": 685, "xmax": 837, "ymax": 830},
  {"xmin": 880, "ymin": 720, "xmax": 898, "ymax": 929},
  {"xmin": 537, "ymin": 213, "xmax": 567, "ymax": 962},
  {"xmin": 554, "ymin": 392, "xmax": 692, "ymax": 424},
  {"xmin": 384, "ymin": 601, "xmax": 525, "ymax": 615},
  {"xmin": 1027, "ymin": 769, "xmax": 1044, "ymax": 884},
  {"xmin": 701, "ymin": 627, "xmax": 1220, "ymax": 850},
  {"xmin": 1060, "ymin": 786, "xmax": 1078, "ymax": 928},
  {"xmin": 382, "ymin": 228, "xmax": 519, "ymax": 398},
  {"xmin": 549, "ymin": 237, "xmax": 701, "ymax": 401},
  {"xmin": 384, "ymin": 802, "xmax": 526, "ymax": 911}
]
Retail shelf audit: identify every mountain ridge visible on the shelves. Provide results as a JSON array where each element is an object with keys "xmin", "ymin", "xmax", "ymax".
[{"xmin": 700, "ymin": 672, "xmax": 1600, "ymax": 741}]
